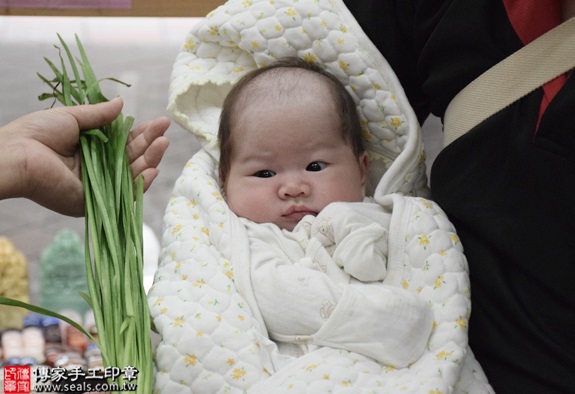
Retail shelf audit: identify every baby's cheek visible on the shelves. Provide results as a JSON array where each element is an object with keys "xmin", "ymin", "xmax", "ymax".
[{"xmin": 228, "ymin": 193, "xmax": 266, "ymax": 222}]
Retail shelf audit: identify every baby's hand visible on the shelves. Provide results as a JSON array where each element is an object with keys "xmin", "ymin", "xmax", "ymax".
[{"xmin": 311, "ymin": 215, "xmax": 336, "ymax": 249}]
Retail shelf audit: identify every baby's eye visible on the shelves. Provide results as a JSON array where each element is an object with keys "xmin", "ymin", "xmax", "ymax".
[
  {"xmin": 306, "ymin": 162, "xmax": 327, "ymax": 172},
  {"xmin": 254, "ymin": 170, "xmax": 276, "ymax": 178}
]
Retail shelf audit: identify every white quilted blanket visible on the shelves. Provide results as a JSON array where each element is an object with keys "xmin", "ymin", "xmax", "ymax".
[{"xmin": 148, "ymin": 0, "xmax": 494, "ymax": 392}]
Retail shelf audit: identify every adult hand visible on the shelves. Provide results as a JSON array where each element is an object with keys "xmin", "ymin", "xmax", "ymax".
[
  {"xmin": 126, "ymin": 111, "xmax": 171, "ymax": 194},
  {"xmin": 0, "ymin": 98, "xmax": 170, "ymax": 216}
]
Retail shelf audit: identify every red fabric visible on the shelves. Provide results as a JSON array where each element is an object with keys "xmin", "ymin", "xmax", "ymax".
[{"xmin": 502, "ymin": 0, "xmax": 567, "ymax": 131}]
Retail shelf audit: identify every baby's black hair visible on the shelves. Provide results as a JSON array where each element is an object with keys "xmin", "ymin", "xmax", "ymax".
[{"xmin": 218, "ymin": 57, "xmax": 364, "ymax": 185}]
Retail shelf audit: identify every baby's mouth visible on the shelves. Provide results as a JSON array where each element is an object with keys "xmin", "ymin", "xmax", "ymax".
[{"xmin": 283, "ymin": 206, "xmax": 317, "ymax": 221}]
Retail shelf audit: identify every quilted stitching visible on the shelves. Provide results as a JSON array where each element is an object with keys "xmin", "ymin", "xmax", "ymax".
[
  {"xmin": 168, "ymin": 0, "xmax": 427, "ymax": 198},
  {"xmin": 150, "ymin": 152, "xmax": 271, "ymax": 392},
  {"xmin": 149, "ymin": 154, "xmax": 492, "ymax": 393},
  {"xmin": 150, "ymin": 0, "xmax": 493, "ymax": 392}
]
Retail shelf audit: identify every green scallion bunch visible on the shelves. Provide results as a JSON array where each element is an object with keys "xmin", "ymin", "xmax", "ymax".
[{"xmin": 37, "ymin": 34, "xmax": 152, "ymax": 393}]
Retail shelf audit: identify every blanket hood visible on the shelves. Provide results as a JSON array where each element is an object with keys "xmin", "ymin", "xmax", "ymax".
[
  {"xmin": 152, "ymin": 3, "xmax": 496, "ymax": 393},
  {"xmin": 168, "ymin": 0, "xmax": 429, "ymax": 200}
]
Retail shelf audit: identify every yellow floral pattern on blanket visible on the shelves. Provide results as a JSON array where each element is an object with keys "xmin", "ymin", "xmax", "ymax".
[
  {"xmin": 150, "ymin": 151, "xmax": 276, "ymax": 393},
  {"xmin": 151, "ymin": 0, "xmax": 493, "ymax": 392},
  {"xmin": 168, "ymin": 0, "xmax": 428, "ymax": 199},
  {"xmin": 149, "ymin": 151, "xmax": 492, "ymax": 393}
]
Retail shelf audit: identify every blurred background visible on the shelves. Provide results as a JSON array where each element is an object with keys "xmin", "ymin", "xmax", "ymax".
[
  {"xmin": 0, "ymin": 15, "xmax": 203, "ymax": 309},
  {"xmin": 0, "ymin": 3, "xmax": 443, "ymax": 314}
]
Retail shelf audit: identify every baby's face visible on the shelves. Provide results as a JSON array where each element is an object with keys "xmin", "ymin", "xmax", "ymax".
[{"xmin": 224, "ymin": 96, "xmax": 368, "ymax": 231}]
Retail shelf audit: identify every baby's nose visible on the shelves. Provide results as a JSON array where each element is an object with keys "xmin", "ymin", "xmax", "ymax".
[{"xmin": 279, "ymin": 176, "xmax": 310, "ymax": 198}]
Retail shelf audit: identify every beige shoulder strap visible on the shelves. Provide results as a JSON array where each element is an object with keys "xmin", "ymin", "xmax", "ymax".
[{"xmin": 443, "ymin": 17, "xmax": 575, "ymax": 148}]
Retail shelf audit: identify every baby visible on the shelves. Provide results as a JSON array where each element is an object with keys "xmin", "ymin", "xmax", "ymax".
[
  {"xmin": 219, "ymin": 57, "xmax": 389, "ymax": 280},
  {"xmin": 219, "ymin": 57, "xmax": 368, "ymax": 232},
  {"xmin": 218, "ymin": 57, "xmax": 432, "ymax": 367}
]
